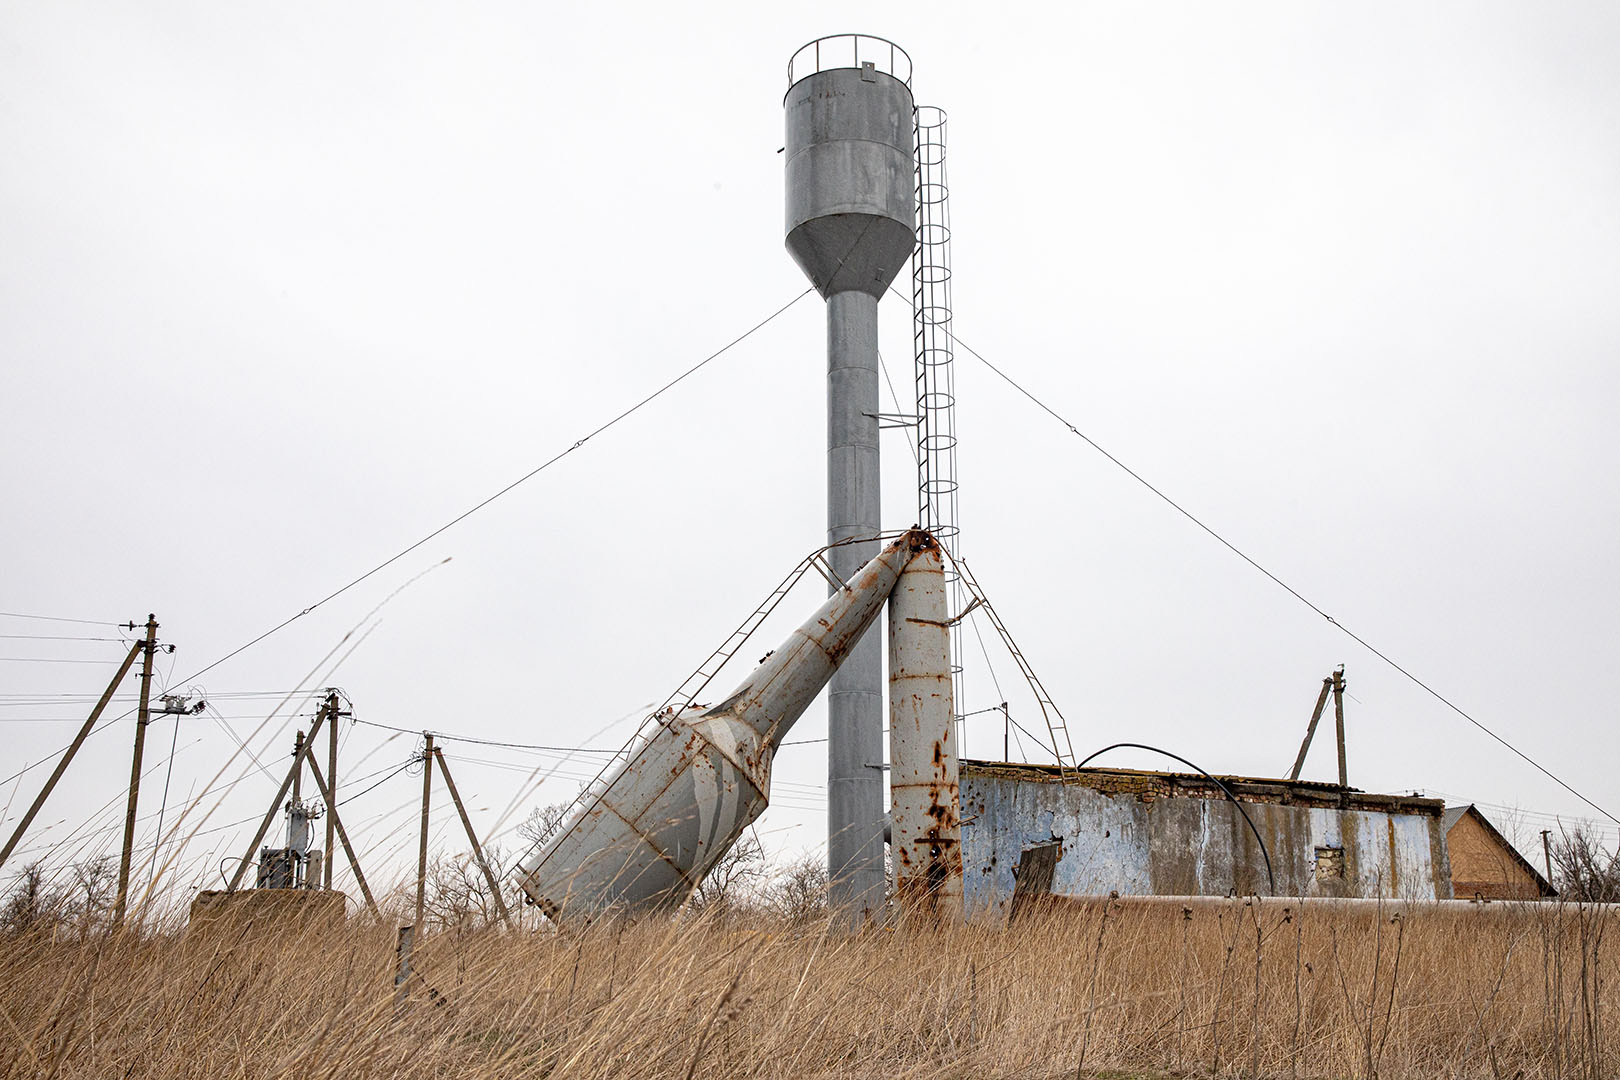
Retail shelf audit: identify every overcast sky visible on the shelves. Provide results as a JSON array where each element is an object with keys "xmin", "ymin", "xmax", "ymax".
[{"xmin": 3, "ymin": 2, "xmax": 1617, "ymax": 902}]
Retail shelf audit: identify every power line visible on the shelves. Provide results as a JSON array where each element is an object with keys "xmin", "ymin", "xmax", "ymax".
[
  {"xmin": 0, "ymin": 290, "xmax": 813, "ymax": 793},
  {"xmin": 0, "ymin": 691, "xmax": 318, "ymax": 703},
  {"xmin": 1, "ymin": 741, "xmax": 420, "ymax": 866},
  {"xmin": 0, "ymin": 713, "xmax": 316, "ymax": 723},
  {"xmin": 349, "ymin": 716, "xmax": 617, "ymax": 755},
  {"xmin": 0, "ymin": 612, "xmax": 119, "ymax": 626},
  {"xmin": 950, "ymin": 325, "xmax": 1620, "ymax": 828},
  {"xmin": 1419, "ymin": 791, "xmax": 1620, "ymax": 835},
  {"xmin": 146, "ymin": 286, "xmax": 815, "ymax": 696},
  {"xmin": 0, "ymin": 657, "xmax": 122, "ymax": 664},
  {"xmin": 338, "ymin": 758, "xmax": 416, "ymax": 805}
]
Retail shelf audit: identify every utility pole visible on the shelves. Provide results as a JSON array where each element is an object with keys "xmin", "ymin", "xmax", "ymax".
[
  {"xmin": 229, "ymin": 702, "xmax": 330, "ymax": 892},
  {"xmin": 415, "ymin": 733, "xmax": 434, "ymax": 934},
  {"xmin": 113, "ymin": 614, "xmax": 158, "ymax": 930},
  {"xmin": 434, "ymin": 747, "xmax": 512, "ymax": 928},
  {"xmin": 291, "ymin": 730, "xmax": 304, "ymax": 804},
  {"xmin": 303, "ymin": 752, "xmax": 379, "ymax": 917},
  {"xmin": 1330, "ymin": 665, "xmax": 1348, "ymax": 789},
  {"xmin": 1001, "ymin": 702, "xmax": 1010, "ymax": 762},
  {"xmin": 324, "ymin": 689, "xmax": 347, "ymax": 889},
  {"xmin": 1288, "ymin": 676, "xmax": 1334, "ymax": 783},
  {"xmin": 223, "ymin": 699, "xmax": 379, "ymax": 916},
  {"xmin": 1541, "ymin": 829, "xmax": 1555, "ymax": 891},
  {"xmin": 0, "ymin": 637, "xmax": 144, "ymax": 873}
]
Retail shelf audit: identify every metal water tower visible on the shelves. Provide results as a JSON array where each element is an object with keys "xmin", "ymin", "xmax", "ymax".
[{"xmin": 784, "ymin": 34, "xmax": 917, "ymax": 919}]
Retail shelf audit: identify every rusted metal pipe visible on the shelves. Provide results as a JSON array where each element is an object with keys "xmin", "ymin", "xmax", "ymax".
[
  {"xmin": 1021, "ymin": 894, "xmax": 1598, "ymax": 917},
  {"xmin": 888, "ymin": 532, "xmax": 962, "ymax": 919},
  {"xmin": 516, "ymin": 531, "xmax": 926, "ymax": 922}
]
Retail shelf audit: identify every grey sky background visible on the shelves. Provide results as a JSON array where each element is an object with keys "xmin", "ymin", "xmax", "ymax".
[{"xmin": 3, "ymin": 2, "xmax": 1617, "ymax": 899}]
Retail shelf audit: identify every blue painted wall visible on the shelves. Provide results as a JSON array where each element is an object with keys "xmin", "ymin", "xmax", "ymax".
[{"xmin": 960, "ymin": 767, "xmax": 1450, "ymax": 921}]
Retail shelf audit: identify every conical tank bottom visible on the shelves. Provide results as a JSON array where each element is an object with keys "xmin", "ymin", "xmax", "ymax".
[{"xmin": 786, "ymin": 213, "xmax": 916, "ymax": 299}]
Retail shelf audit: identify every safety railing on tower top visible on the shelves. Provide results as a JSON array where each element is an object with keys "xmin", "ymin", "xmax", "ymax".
[{"xmin": 788, "ymin": 34, "xmax": 912, "ymax": 88}]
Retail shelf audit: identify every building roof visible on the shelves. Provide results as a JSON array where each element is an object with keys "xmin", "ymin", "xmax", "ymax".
[
  {"xmin": 1441, "ymin": 803, "xmax": 1557, "ymax": 898},
  {"xmin": 961, "ymin": 759, "xmax": 1445, "ymax": 817}
]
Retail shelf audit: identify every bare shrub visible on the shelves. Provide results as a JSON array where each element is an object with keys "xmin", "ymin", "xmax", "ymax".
[
  {"xmin": 687, "ymin": 833, "xmax": 767, "ymax": 918},
  {"xmin": 517, "ymin": 802, "xmax": 568, "ymax": 849},
  {"xmin": 420, "ymin": 851, "xmax": 502, "ymax": 932},
  {"xmin": 757, "ymin": 852, "xmax": 828, "ymax": 925},
  {"xmin": 1550, "ymin": 825, "xmax": 1620, "ymax": 903},
  {"xmin": 1, "ymin": 856, "xmax": 118, "ymax": 937},
  {"xmin": 1, "ymin": 862, "xmax": 70, "ymax": 934}
]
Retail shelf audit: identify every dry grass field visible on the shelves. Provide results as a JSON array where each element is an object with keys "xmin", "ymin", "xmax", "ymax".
[{"xmin": 0, "ymin": 896, "xmax": 1613, "ymax": 1079}]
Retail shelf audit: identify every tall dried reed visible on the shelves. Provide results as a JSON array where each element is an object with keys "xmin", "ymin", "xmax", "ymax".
[{"xmin": 0, "ymin": 897, "xmax": 1612, "ymax": 1079}]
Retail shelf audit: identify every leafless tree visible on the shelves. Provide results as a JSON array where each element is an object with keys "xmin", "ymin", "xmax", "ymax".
[
  {"xmin": 758, "ymin": 853, "xmax": 829, "ymax": 925},
  {"xmin": 688, "ymin": 834, "xmax": 768, "ymax": 917},
  {"xmin": 422, "ymin": 852, "xmax": 485, "ymax": 931},
  {"xmin": 1550, "ymin": 825, "xmax": 1620, "ymax": 903},
  {"xmin": 1, "ymin": 862, "xmax": 70, "ymax": 934},
  {"xmin": 518, "ymin": 802, "xmax": 569, "ymax": 850},
  {"xmin": 71, "ymin": 856, "xmax": 115, "ymax": 934}
]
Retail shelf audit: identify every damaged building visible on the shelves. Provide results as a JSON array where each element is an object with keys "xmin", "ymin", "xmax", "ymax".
[{"xmin": 959, "ymin": 761, "xmax": 1453, "ymax": 918}]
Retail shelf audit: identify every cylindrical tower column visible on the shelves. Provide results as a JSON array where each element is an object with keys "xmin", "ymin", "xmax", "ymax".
[
  {"xmin": 826, "ymin": 287, "xmax": 885, "ymax": 918},
  {"xmin": 888, "ymin": 533, "xmax": 962, "ymax": 919},
  {"xmin": 785, "ymin": 36, "xmax": 917, "ymax": 921}
]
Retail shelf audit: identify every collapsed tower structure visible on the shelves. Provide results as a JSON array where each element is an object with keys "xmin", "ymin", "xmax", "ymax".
[
  {"xmin": 783, "ymin": 34, "xmax": 918, "ymax": 919},
  {"xmin": 515, "ymin": 531, "xmax": 961, "ymax": 922},
  {"xmin": 516, "ymin": 36, "xmax": 966, "ymax": 925}
]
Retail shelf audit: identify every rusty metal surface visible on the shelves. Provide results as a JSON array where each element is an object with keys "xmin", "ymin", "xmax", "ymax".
[
  {"xmin": 887, "ymin": 533, "xmax": 962, "ymax": 919},
  {"xmin": 515, "ymin": 532, "xmax": 925, "ymax": 922},
  {"xmin": 960, "ymin": 762, "xmax": 1451, "ymax": 921}
]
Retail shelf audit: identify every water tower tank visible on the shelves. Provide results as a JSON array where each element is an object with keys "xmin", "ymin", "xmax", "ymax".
[
  {"xmin": 784, "ymin": 35, "xmax": 917, "ymax": 921},
  {"xmin": 785, "ymin": 37, "xmax": 916, "ymax": 297}
]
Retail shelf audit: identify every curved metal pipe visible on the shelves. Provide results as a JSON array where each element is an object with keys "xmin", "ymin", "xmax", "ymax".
[{"xmin": 1074, "ymin": 742, "xmax": 1277, "ymax": 896}]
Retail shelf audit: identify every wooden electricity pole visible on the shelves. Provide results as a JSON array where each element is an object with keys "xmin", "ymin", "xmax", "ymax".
[
  {"xmin": 113, "ymin": 614, "xmax": 159, "ymax": 929},
  {"xmin": 291, "ymin": 730, "xmax": 305, "ymax": 804},
  {"xmin": 228, "ymin": 702, "xmax": 331, "ymax": 891},
  {"xmin": 1288, "ymin": 676, "xmax": 1334, "ymax": 782},
  {"xmin": 302, "ymin": 751, "xmax": 379, "ymax": 917},
  {"xmin": 0, "ymin": 638, "xmax": 144, "ymax": 873},
  {"xmin": 415, "ymin": 733, "xmax": 434, "ymax": 933},
  {"xmin": 323, "ymin": 689, "xmax": 347, "ymax": 889},
  {"xmin": 223, "ymin": 699, "xmax": 379, "ymax": 917},
  {"xmin": 1331, "ymin": 666, "xmax": 1348, "ymax": 789},
  {"xmin": 433, "ymin": 747, "xmax": 512, "ymax": 928}
]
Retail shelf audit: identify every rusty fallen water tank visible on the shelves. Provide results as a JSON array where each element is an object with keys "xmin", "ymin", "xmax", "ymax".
[{"xmin": 515, "ymin": 532, "xmax": 926, "ymax": 922}]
